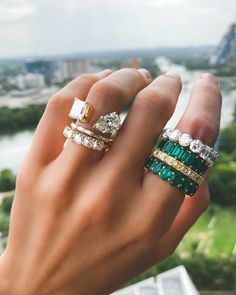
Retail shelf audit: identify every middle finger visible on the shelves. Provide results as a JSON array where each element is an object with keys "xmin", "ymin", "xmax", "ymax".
[{"xmin": 58, "ymin": 68, "xmax": 152, "ymax": 172}]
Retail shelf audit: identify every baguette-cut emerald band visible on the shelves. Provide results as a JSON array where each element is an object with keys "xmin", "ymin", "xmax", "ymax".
[
  {"xmin": 146, "ymin": 156, "xmax": 199, "ymax": 196},
  {"xmin": 157, "ymin": 139, "xmax": 208, "ymax": 175}
]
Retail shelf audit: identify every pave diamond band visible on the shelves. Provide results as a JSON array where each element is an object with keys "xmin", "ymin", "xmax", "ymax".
[
  {"xmin": 153, "ymin": 149, "xmax": 204, "ymax": 185},
  {"xmin": 71, "ymin": 123, "xmax": 113, "ymax": 145},
  {"xmin": 162, "ymin": 128, "xmax": 218, "ymax": 166},
  {"xmin": 63, "ymin": 126, "xmax": 106, "ymax": 151}
]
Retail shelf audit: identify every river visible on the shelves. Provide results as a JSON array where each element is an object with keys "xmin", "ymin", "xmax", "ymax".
[{"xmin": 0, "ymin": 58, "xmax": 235, "ymax": 173}]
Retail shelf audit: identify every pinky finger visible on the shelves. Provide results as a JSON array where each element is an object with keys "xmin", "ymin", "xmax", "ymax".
[{"xmin": 153, "ymin": 176, "xmax": 210, "ymax": 262}]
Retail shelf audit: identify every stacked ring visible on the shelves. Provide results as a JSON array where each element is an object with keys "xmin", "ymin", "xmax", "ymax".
[
  {"xmin": 146, "ymin": 129, "xmax": 219, "ymax": 197},
  {"xmin": 162, "ymin": 128, "xmax": 218, "ymax": 166},
  {"xmin": 71, "ymin": 123, "xmax": 113, "ymax": 145},
  {"xmin": 63, "ymin": 126, "xmax": 106, "ymax": 151},
  {"xmin": 64, "ymin": 98, "xmax": 122, "ymax": 151}
]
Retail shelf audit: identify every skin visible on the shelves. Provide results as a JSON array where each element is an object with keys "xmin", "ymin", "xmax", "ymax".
[{"xmin": 0, "ymin": 68, "xmax": 222, "ymax": 295}]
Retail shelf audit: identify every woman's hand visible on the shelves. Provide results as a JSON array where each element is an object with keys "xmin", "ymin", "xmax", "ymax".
[{"xmin": 0, "ymin": 69, "xmax": 221, "ymax": 295}]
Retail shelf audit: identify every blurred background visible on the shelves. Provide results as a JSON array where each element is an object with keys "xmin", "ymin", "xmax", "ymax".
[{"xmin": 0, "ymin": 0, "xmax": 236, "ymax": 294}]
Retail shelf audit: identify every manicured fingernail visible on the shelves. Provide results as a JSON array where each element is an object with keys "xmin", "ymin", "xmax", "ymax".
[
  {"xmin": 200, "ymin": 73, "xmax": 220, "ymax": 86},
  {"xmin": 98, "ymin": 69, "xmax": 113, "ymax": 77},
  {"xmin": 138, "ymin": 68, "xmax": 152, "ymax": 82}
]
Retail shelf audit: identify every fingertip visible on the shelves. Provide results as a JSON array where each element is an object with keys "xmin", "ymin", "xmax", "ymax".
[
  {"xmin": 197, "ymin": 73, "xmax": 220, "ymax": 87},
  {"xmin": 138, "ymin": 68, "xmax": 152, "ymax": 83},
  {"xmin": 165, "ymin": 71, "xmax": 182, "ymax": 82},
  {"xmin": 97, "ymin": 69, "xmax": 113, "ymax": 78}
]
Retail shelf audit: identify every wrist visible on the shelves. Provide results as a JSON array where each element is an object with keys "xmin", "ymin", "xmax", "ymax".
[{"xmin": 0, "ymin": 253, "xmax": 13, "ymax": 295}]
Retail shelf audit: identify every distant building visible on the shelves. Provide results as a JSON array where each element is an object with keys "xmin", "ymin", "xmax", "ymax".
[
  {"xmin": 56, "ymin": 59, "xmax": 89, "ymax": 82},
  {"xmin": 25, "ymin": 60, "xmax": 56, "ymax": 84},
  {"xmin": 16, "ymin": 73, "xmax": 45, "ymax": 90},
  {"xmin": 210, "ymin": 23, "xmax": 236, "ymax": 65},
  {"xmin": 112, "ymin": 266, "xmax": 199, "ymax": 295}
]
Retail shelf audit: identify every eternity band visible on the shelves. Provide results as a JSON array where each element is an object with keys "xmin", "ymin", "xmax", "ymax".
[{"xmin": 71, "ymin": 123, "xmax": 113, "ymax": 144}]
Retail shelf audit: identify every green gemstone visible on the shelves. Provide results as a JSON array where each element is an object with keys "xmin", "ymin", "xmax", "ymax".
[
  {"xmin": 177, "ymin": 176, "xmax": 186, "ymax": 190},
  {"xmin": 194, "ymin": 159, "xmax": 208, "ymax": 175},
  {"xmin": 146, "ymin": 156, "xmax": 155, "ymax": 169},
  {"xmin": 160, "ymin": 166, "xmax": 173, "ymax": 180},
  {"xmin": 176, "ymin": 149, "xmax": 185, "ymax": 161},
  {"xmin": 179, "ymin": 150, "xmax": 190, "ymax": 163},
  {"xmin": 183, "ymin": 177, "xmax": 192, "ymax": 194},
  {"xmin": 169, "ymin": 171, "xmax": 183, "ymax": 186},
  {"xmin": 186, "ymin": 181, "xmax": 199, "ymax": 196},
  {"xmin": 185, "ymin": 153, "xmax": 196, "ymax": 166},
  {"xmin": 171, "ymin": 145, "xmax": 183, "ymax": 158},
  {"xmin": 163, "ymin": 141, "xmax": 174, "ymax": 154},
  {"xmin": 158, "ymin": 139, "xmax": 167, "ymax": 149},
  {"xmin": 151, "ymin": 160, "xmax": 163, "ymax": 175}
]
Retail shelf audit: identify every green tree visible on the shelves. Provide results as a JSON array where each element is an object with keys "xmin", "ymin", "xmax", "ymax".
[
  {"xmin": 209, "ymin": 162, "xmax": 236, "ymax": 207},
  {"xmin": 0, "ymin": 169, "xmax": 16, "ymax": 192},
  {"xmin": 219, "ymin": 123, "xmax": 236, "ymax": 154},
  {"xmin": 233, "ymin": 102, "xmax": 236, "ymax": 123},
  {"xmin": 0, "ymin": 104, "xmax": 45, "ymax": 134},
  {"xmin": 1, "ymin": 196, "xmax": 13, "ymax": 214}
]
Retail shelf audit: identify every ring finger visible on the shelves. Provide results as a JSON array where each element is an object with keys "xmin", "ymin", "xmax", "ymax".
[
  {"xmin": 59, "ymin": 68, "xmax": 152, "ymax": 171},
  {"xmin": 142, "ymin": 73, "xmax": 221, "ymax": 238}
]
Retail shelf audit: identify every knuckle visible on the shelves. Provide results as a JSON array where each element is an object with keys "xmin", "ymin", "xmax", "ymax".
[
  {"xmin": 120, "ymin": 67, "xmax": 140, "ymax": 77},
  {"xmin": 47, "ymin": 93, "xmax": 69, "ymax": 111},
  {"xmin": 134, "ymin": 227, "xmax": 157, "ymax": 249},
  {"xmin": 91, "ymin": 79, "xmax": 127, "ymax": 101},
  {"xmin": 36, "ymin": 183, "xmax": 69, "ymax": 212},
  {"xmin": 15, "ymin": 168, "xmax": 38, "ymax": 196},
  {"xmin": 185, "ymin": 115, "xmax": 219, "ymax": 144},
  {"xmin": 130, "ymin": 217, "xmax": 160, "ymax": 249},
  {"xmin": 137, "ymin": 88, "xmax": 173, "ymax": 120},
  {"xmin": 74, "ymin": 74, "xmax": 98, "ymax": 86},
  {"xmin": 80, "ymin": 198, "xmax": 108, "ymax": 225}
]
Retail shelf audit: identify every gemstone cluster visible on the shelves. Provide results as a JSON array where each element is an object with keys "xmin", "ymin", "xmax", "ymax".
[
  {"xmin": 93, "ymin": 112, "xmax": 121, "ymax": 135},
  {"xmin": 162, "ymin": 128, "xmax": 218, "ymax": 166}
]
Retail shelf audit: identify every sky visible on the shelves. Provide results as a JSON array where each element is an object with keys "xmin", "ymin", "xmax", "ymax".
[{"xmin": 0, "ymin": 0, "xmax": 235, "ymax": 58}]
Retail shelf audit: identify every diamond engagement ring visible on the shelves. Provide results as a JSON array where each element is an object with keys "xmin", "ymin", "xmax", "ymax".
[
  {"xmin": 69, "ymin": 98, "xmax": 94, "ymax": 123},
  {"xmin": 93, "ymin": 112, "xmax": 121, "ymax": 136}
]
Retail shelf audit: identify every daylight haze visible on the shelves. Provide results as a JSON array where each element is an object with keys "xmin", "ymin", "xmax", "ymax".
[{"xmin": 0, "ymin": 0, "xmax": 235, "ymax": 57}]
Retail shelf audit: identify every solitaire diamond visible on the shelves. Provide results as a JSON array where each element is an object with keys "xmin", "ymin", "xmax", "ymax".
[
  {"xmin": 93, "ymin": 112, "xmax": 121, "ymax": 134},
  {"xmin": 179, "ymin": 133, "xmax": 192, "ymax": 147},
  {"xmin": 190, "ymin": 139, "xmax": 204, "ymax": 153}
]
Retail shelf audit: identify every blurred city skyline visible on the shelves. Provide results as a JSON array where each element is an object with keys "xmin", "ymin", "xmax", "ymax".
[{"xmin": 0, "ymin": 0, "xmax": 235, "ymax": 58}]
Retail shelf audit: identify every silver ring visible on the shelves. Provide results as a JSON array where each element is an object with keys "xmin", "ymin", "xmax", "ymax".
[
  {"xmin": 162, "ymin": 128, "xmax": 219, "ymax": 166},
  {"xmin": 93, "ymin": 112, "xmax": 121, "ymax": 136}
]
